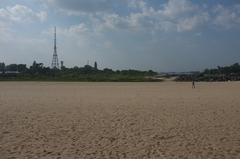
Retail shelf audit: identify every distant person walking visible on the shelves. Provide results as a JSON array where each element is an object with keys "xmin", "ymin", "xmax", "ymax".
[{"xmin": 192, "ymin": 79, "xmax": 195, "ymax": 89}]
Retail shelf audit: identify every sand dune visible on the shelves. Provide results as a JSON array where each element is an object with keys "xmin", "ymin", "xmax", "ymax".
[{"xmin": 0, "ymin": 82, "xmax": 240, "ymax": 159}]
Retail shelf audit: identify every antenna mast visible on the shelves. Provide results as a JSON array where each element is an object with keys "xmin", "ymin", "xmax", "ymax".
[{"xmin": 51, "ymin": 26, "xmax": 59, "ymax": 69}]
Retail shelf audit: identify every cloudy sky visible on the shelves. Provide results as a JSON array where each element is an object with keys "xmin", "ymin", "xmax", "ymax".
[{"xmin": 0, "ymin": 0, "xmax": 240, "ymax": 72}]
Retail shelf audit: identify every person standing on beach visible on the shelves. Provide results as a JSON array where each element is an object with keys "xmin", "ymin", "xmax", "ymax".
[{"xmin": 192, "ymin": 79, "xmax": 195, "ymax": 89}]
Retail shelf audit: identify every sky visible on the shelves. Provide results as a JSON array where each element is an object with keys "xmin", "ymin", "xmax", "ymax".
[{"xmin": 0, "ymin": 0, "xmax": 240, "ymax": 72}]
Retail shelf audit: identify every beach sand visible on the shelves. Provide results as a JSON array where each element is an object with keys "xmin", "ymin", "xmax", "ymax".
[{"xmin": 0, "ymin": 82, "xmax": 240, "ymax": 159}]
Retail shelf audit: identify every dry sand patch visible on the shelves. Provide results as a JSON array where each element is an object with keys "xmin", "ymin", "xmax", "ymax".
[{"xmin": 0, "ymin": 82, "xmax": 240, "ymax": 159}]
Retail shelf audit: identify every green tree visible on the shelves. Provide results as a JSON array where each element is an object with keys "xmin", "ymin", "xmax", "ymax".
[
  {"xmin": 6, "ymin": 64, "xmax": 18, "ymax": 71},
  {"xmin": 0, "ymin": 63, "xmax": 5, "ymax": 73},
  {"xmin": 29, "ymin": 61, "xmax": 44, "ymax": 74},
  {"xmin": 17, "ymin": 64, "xmax": 27, "ymax": 73}
]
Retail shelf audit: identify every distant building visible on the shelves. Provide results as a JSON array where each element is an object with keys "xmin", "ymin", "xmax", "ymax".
[
  {"xmin": 61, "ymin": 61, "xmax": 64, "ymax": 69},
  {"xmin": 5, "ymin": 71, "xmax": 20, "ymax": 74},
  {"xmin": 94, "ymin": 61, "xmax": 98, "ymax": 70}
]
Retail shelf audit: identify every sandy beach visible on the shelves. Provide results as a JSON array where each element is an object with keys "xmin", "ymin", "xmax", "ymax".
[{"xmin": 0, "ymin": 82, "xmax": 240, "ymax": 159}]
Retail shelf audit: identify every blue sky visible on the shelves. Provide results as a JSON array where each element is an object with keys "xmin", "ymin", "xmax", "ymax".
[{"xmin": 0, "ymin": 0, "xmax": 240, "ymax": 72}]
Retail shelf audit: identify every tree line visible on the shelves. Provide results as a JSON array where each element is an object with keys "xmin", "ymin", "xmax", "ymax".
[
  {"xmin": 0, "ymin": 61, "xmax": 158, "ymax": 82},
  {"xmin": 176, "ymin": 63, "xmax": 240, "ymax": 81}
]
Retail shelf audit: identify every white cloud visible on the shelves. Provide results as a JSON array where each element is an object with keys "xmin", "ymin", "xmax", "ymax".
[
  {"xmin": 68, "ymin": 23, "xmax": 89, "ymax": 34},
  {"xmin": 39, "ymin": 0, "xmax": 240, "ymax": 33},
  {"xmin": 128, "ymin": 0, "xmax": 147, "ymax": 11},
  {"xmin": 43, "ymin": 0, "xmax": 116, "ymax": 13},
  {"xmin": 91, "ymin": 0, "xmax": 209, "ymax": 33},
  {"xmin": 37, "ymin": 11, "xmax": 48, "ymax": 22},
  {"xmin": 177, "ymin": 13, "xmax": 209, "ymax": 32},
  {"xmin": 162, "ymin": 0, "xmax": 196, "ymax": 18},
  {"xmin": 0, "ymin": 4, "xmax": 47, "ymax": 23},
  {"xmin": 0, "ymin": 4, "xmax": 48, "ymax": 45},
  {"xmin": 213, "ymin": 4, "xmax": 240, "ymax": 29}
]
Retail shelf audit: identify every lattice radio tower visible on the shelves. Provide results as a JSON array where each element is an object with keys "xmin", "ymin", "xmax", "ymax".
[{"xmin": 51, "ymin": 26, "xmax": 59, "ymax": 69}]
